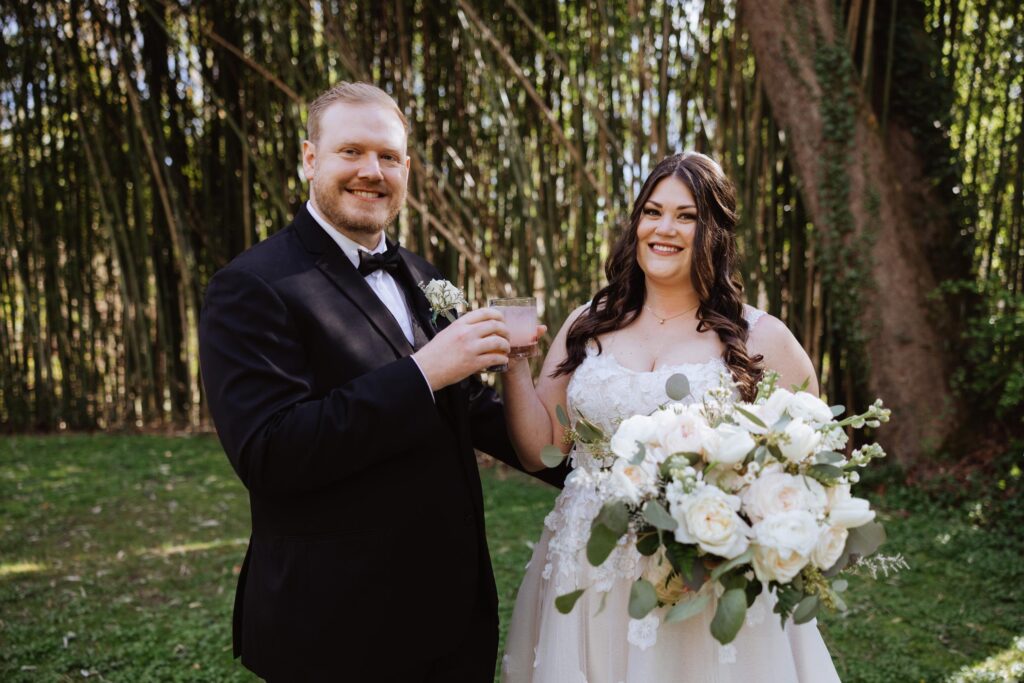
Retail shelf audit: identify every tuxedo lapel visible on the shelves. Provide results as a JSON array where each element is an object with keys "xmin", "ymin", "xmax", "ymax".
[
  {"xmin": 393, "ymin": 248, "xmax": 439, "ymax": 341},
  {"xmin": 293, "ymin": 207, "xmax": 414, "ymax": 357}
]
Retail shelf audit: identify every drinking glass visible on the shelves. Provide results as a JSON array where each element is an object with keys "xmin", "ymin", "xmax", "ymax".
[{"xmin": 488, "ymin": 297, "xmax": 539, "ymax": 371}]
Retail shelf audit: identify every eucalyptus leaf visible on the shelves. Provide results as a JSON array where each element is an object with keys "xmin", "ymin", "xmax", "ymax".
[
  {"xmin": 792, "ymin": 594, "xmax": 821, "ymax": 624},
  {"xmin": 735, "ymin": 406, "xmax": 767, "ymax": 429},
  {"xmin": 710, "ymin": 548, "xmax": 754, "ymax": 582},
  {"xmin": 586, "ymin": 524, "xmax": 621, "ymax": 567},
  {"xmin": 814, "ymin": 451, "xmax": 846, "ymax": 465},
  {"xmin": 845, "ymin": 521, "xmax": 887, "ymax": 558},
  {"xmin": 629, "ymin": 442, "xmax": 647, "ymax": 465},
  {"xmin": 664, "ymin": 593, "xmax": 711, "ymax": 624},
  {"xmin": 710, "ymin": 588, "xmax": 747, "ymax": 644},
  {"xmin": 642, "ymin": 500, "xmax": 678, "ymax": 531},
  {"xmin": 682, "ymin": 556, "xmax": 710, "ymax": 591},
  {"xmin": 636, "ymin": 530, "xmax": 661, "ymax": 556},
  {"xmin": 628, "ymin": 579, "xmax": 659, "ymax": 619},
  {"xmin": 555, "ymin": 589, "xmax": 585, "ymax": 614},
  {"xmin": 771, "ymin": 414, "xmax": 793, "ymax": 432},
  {"xmin": 556, "ymin": 404, "xmax": 570, "ymax": 427},
  {"xmin": 754, "ymin": 445, "xmax": 768, "ymax": 466},
  {"xmin": 830, "ymin": 404, "xmax": 846, "ymax": 417},
  {"xmin": 540, "ymin": 444, "xmax": 566, "ymax": 468},
  {"xmin": 595, "ymin": 501, "xmax": 630, "ymax": 536},
  {"xmin": 807, "ymin": 463, "xmax": 844, "ymax": 484},
  {"xmin": 831, "ymin": 578, "xmax": 848, "ymax": 593},
  {"xmin": 665, "ymin": 373, "xmax": 691, "ymax": 401},
  {"xmin": 833, "ymin": 593, "xmax": 848, "ymax": 612}
]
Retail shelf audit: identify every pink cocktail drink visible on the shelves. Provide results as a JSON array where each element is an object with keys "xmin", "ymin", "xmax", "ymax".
[{"xmin": 488, "ymin": 297, "xmax": 539, "ymax": 371}]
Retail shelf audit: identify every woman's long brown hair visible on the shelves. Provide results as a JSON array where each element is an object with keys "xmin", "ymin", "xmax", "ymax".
[{"xmin": 554, "ymin": 152, "xmax": 764, "ymax": 401}]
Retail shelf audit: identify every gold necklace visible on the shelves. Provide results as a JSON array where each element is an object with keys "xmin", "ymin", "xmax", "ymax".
[{"xmin": 645, "ymin": 303, "xmax": 699, "ymax": 325}]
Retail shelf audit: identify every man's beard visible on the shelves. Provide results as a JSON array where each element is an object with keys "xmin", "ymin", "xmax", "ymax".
[{"xmin": 312, "ymin": 175, "xmax": 404, "ymax": 236}]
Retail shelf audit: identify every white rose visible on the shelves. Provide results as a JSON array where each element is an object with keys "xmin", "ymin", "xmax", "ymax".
[
  {"xmin": 759, "ymin": 388, "xmax": 795, "ymax": 427},
  {"xmin": 607, "ymin": 457, "xmax": 658, "ymax": 504},
  {"xmin": 652, "ymin": 406, "xmax": 703, "ymax": 460},
  {"xmin": 827, "ymin": 484, "xmax": 875, "ymax": 529},
  {"xmin": 787, "ymin": 391, "xmax": 834, "ymax": 425},
  {"xmin": 751, "ymin": 511, "xmax": 820, "ymax": 582},
  {"xmin": 700, "ymin": 422, "xmax": 755, "ymax": 466},
  {"xmin": 778, "ymin": 418, "xmax": 822, "ymax": 464},
  {"xmin": 742, "ymin": 471, "xmax": 827, "ymax": 523},
  {"xmin": 669, "ymin": 486, "xmax": 751, "ymax": 559},
  {"xmin": 811, "ymin": 525, "xmax": 849, "ymax": 570},
  {"xmin": 610, "ymin": 414, "xmax": 658, "ymax": 461}
]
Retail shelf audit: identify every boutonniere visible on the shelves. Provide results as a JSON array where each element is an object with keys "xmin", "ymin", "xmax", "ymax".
[{"xmin": 418, "ymin": 278, "xmax": 468, "ymax": 324}]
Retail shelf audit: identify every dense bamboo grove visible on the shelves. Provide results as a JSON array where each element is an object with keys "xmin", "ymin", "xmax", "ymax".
[{"xmin": 1, "ymin": 1, "xmax": 1020, "ymax": 460}]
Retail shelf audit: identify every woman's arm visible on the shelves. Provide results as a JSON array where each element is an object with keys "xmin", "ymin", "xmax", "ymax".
[
  {"xmin": 501, "ymin": 305, "xmax": 588, "ymax": 471},
  {"xmin": 746, "ymin": 313, "xmax": 821, "ymax": 396}
]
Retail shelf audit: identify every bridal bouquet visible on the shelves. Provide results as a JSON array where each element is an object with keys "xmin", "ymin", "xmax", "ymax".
[{"xmin": 544, "ymin": 371, "xmax": 893, "ymax": 645}]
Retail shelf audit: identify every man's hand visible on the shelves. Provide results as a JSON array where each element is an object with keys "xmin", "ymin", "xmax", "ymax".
[{"xmin": 413, "ymin": 308, "xmax": 511, "ymax": 390}]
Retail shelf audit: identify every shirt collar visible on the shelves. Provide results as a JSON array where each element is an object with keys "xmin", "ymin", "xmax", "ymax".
[{"xmin": 306, "ymin": 200, "xmax": 387, "ymax": 269}]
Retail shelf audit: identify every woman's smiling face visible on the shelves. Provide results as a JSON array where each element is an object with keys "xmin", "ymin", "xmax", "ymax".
[{"xmin": 635, "ymin": 175, "xmax": 699, "ymax": 287}]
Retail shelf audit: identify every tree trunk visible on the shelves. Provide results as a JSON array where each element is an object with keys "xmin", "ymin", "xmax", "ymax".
[{"xmin": 738, "ymin": 0, "xmax": 961, "ymax": 464}]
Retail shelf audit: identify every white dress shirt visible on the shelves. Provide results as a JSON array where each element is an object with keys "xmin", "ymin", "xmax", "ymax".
[{"xmin": 307, "ymin": 201, "xmax": 434, "ymax": 397}]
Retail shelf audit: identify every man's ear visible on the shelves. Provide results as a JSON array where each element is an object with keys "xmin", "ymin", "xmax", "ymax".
[{"xmin": 302, "ymin": 140, "xmax": 316, "ymax": 181}]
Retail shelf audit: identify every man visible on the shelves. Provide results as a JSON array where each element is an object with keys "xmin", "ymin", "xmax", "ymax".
[{"xmin": 199, "ymin": 82, "xmax": 566, "ymax": 682}]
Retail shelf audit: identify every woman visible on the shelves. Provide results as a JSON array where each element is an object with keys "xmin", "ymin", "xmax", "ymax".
[{"xmin": 500, "ymin": 153, "xmax": 841, "ymax": 682}]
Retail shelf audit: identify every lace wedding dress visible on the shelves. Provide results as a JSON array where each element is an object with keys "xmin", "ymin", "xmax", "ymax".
[{"xmin": 501, "ymin": 306, "xmax": 841, "ymax": 683}]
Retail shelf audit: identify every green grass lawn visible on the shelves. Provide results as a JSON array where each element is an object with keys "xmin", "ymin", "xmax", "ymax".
[{"xmin": 1, "ymin": 434, "xmax": 1021, "ymax": 682}]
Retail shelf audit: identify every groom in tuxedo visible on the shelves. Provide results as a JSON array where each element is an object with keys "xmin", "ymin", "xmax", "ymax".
[{"xmin": 199, "ymin": 82, "xmax": 565, "ymax": 682}]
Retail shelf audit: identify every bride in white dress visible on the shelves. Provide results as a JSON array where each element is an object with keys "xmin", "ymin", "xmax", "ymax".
[{"xmin": 499, "ymin": 152, "xmax": 841, "ymax": 683}]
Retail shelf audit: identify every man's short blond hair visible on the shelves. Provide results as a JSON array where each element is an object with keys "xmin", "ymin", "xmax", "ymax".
[{"xmin": 306, "ymin": 82, "xmax": 410, "ymax": 144}]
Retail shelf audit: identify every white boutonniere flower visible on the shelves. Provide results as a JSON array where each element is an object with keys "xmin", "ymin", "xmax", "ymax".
[{"xmin": 418, "ymin": 278, "xmax": 468, "ymax": 324}]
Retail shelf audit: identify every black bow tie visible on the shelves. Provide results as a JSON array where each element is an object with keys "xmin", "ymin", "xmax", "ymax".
[{"xmin": 357, "ymin": 245, "xmax": 401, "ymax": 276}]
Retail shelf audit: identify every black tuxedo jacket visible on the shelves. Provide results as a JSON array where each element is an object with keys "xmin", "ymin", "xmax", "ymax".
[{"xmin": 199, "ymin": 205, "xmax": 567, "ymax": 679}]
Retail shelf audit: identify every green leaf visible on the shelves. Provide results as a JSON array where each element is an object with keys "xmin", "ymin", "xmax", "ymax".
[
  {"xmin": 710, "ymin": 548, "xmax": 754, "ymax": 582},
  {"xmin": 556, "ymin": 404, "xmax": 570, "ymax": 427},
  {"xmin": 814, "ymin": 451, "xmax": 846, "ymax": 465},
  {"xmin": 540, "ymin": 444, "xmax": 566, "ymax": 468},
  {"xmin": 629, "ymin": 442, "xmax": 646, "ymax": 465},
  {"xmin": 665, "ymin": 373, "xmax": 691, "ymax": 401},
  {"xmin": 595, "ymin": 501, "xmax": 630, "ymax": 536},
  {"xmin": 710, "ymin": 588, "xmax": 747, "ymax": 644},
  {"xmin": 664, "ymin": 593, "xmax": 711, "ymax": 624},
  {"xmin": 735, "ymin": 406, "xmax": 767, "ymax": 429},
  {"xmin": 771, "ymin": 414, "xmax": 794, "ymax": 433},
  {"xmin": 830, "ymin": 404, "xmax": 846, "ymax": 417},
  {"xmin": 831, "ymin": 578, "xmax": 848, "ymax": 593},
  {"xmin": 636, "ymin": 529, "xmax": 661, "ymax": 556},
  {"xmin": 807, "ymin": 463, "xmax": 844, "ymax": 484},
  {"xmin": 628, "ymin": 579, "xmax": 659, "ymax": 619},
  {"xmin": 555, "ymin": 589, "xmax": 585, "ymax": 614},
  {"xmin": 720, "ymin": 572, "xmax": 748, "ymax": 591},
  {"xmin": 575, "ymin": 419, "xmax": 600, "ymax": 442},
  {"xmin": 664, "ymin": 540, "xmax": 695, "ymax": 575},
  {"xmin": 792, "ymin": 594, "xmax": 821, "ymax": 624},
  {"xmin": 845, "ymin": 521, "xmax": 887, "ymax": 558},
  {"xmin": 586, "ymin": 523, "xmax": 621, "ymax": 566},
  {"xmin": 754, "ymin": 445, "xmax": 768, "ymax": 465},
  {"xmin": 745, "ymin": 578, "xmax": 763, "ymax": 607},
  {"xmin": 642, "ymin": 500, "xmax": 678, "ymax": 531}
]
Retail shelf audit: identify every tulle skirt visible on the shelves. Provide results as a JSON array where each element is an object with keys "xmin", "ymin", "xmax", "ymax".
[{"xmin": 501, "ymin": 524, "xmax": 842, "ymax": 683}]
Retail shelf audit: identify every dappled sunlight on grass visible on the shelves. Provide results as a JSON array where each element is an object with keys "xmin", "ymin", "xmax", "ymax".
[
  {"xmin": 946, "ymin": 636, "xmax": 1024, "ymax": 683},
  {"xmin": 145, "ymin": 538, "xmax": 248, "ymax": 558},
  {"xmin": 0, "ymin": 561, "xmax": 46, "ymax": 577}
]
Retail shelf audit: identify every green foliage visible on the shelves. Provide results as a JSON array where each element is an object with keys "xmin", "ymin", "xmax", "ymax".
[{"xmin": 934, "ymin": 279, "xmax": 1024, "ymax": 421}]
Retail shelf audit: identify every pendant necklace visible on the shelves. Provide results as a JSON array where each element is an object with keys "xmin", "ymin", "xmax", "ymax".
[{"xmin": 645, "ymin": 302, "xmax": 699, "ymax": 325}]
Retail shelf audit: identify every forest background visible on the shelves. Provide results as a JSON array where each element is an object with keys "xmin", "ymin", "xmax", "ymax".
[{"xmin": 2, "ymin": 0, "xmax": 1022, "ymax": 466}]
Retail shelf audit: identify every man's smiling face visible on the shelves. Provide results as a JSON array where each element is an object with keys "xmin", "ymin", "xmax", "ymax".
[{"xmin": 303, "ymin": 101, "xmax": 410, "ymax": 248}]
